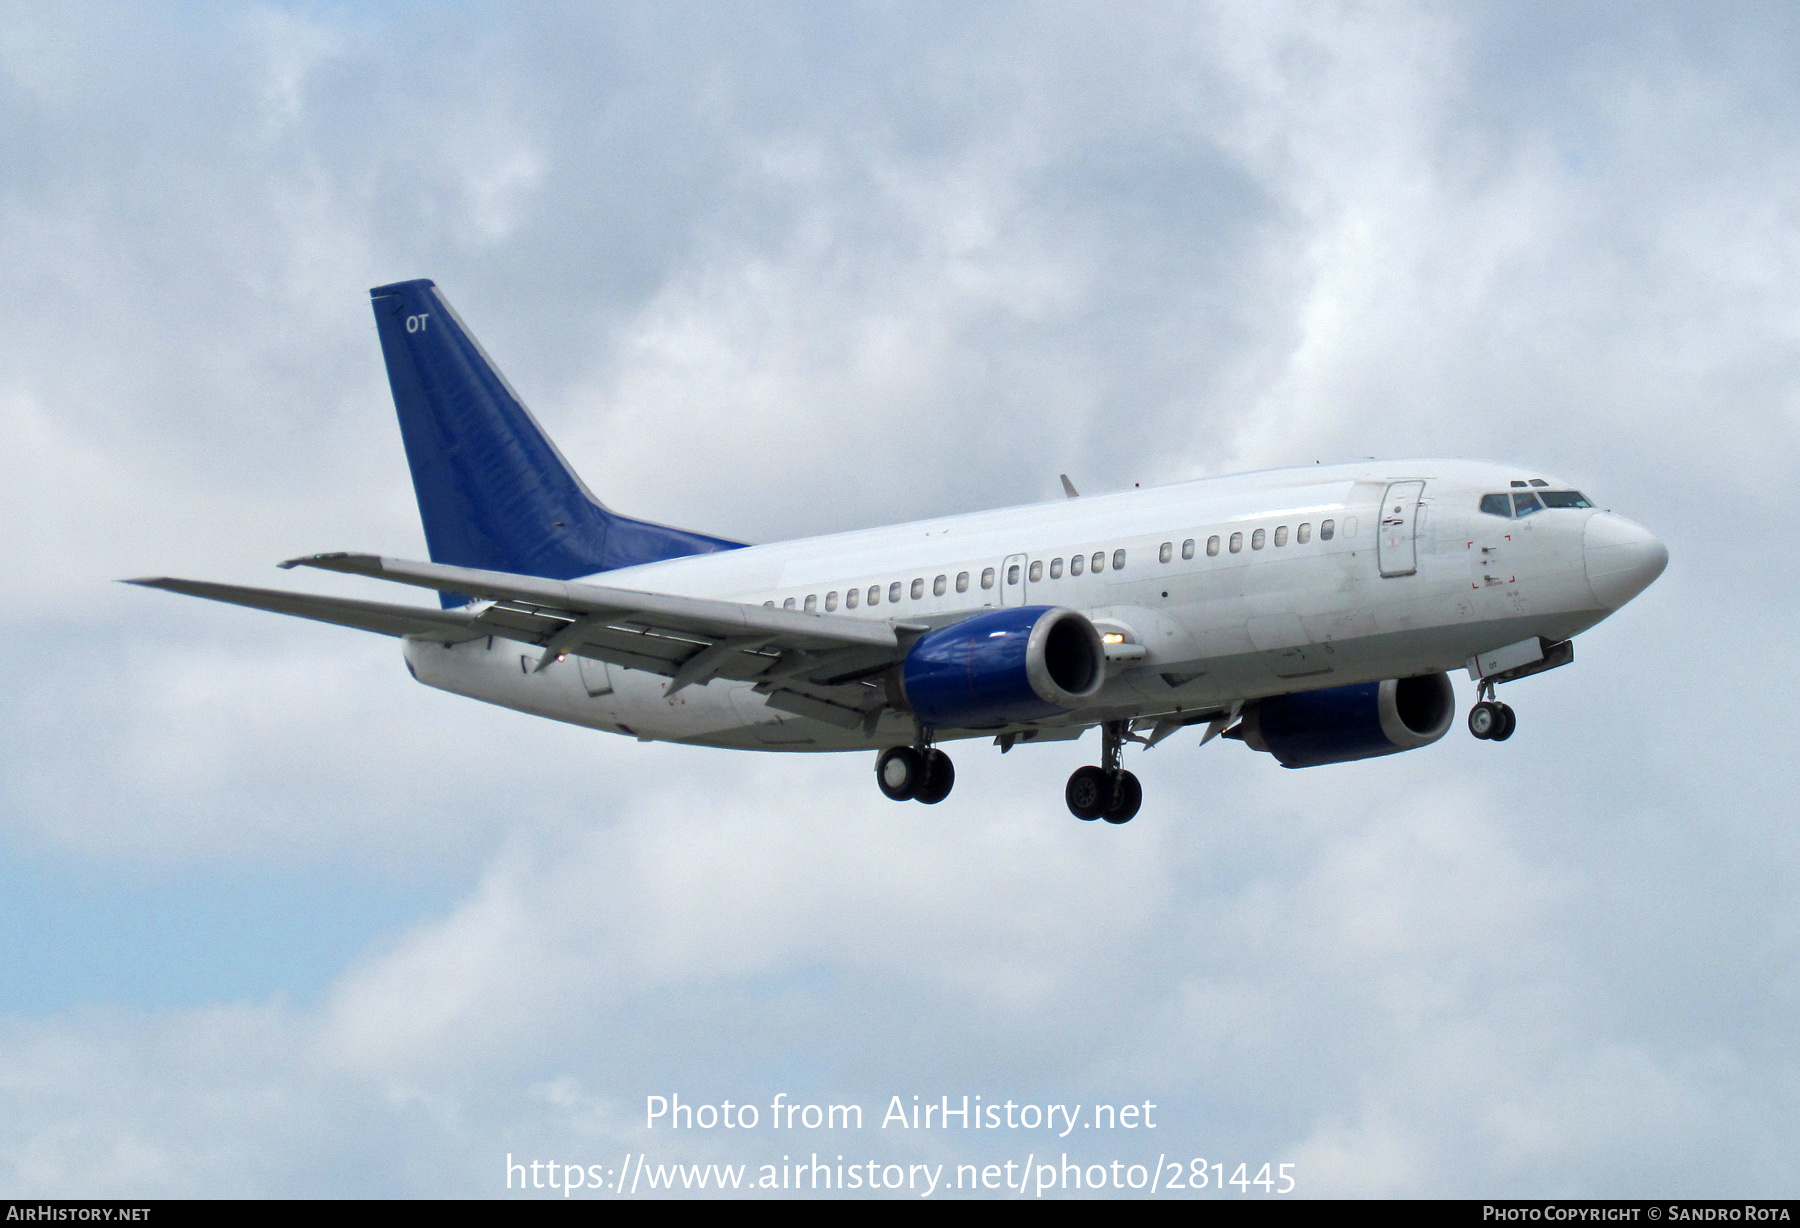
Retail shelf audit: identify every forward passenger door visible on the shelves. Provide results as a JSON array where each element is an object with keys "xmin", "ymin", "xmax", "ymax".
[{"xmin": 1377, "ymin": 481, "xmax": 1426, "ymax": 577}]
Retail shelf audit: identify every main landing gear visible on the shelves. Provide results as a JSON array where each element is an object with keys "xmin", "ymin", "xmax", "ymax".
[
  {"xmin": 1468, "ymin": 682, "xmax": 1517, "ymax": 742},
  {"xmin": 1065, "ymin": 721, "xmax": 1142, "ymax": 824},
  {"xmin": 876, "ymin": 743, "xmax": 955, "ymax": 804},
  {"xmin": 874, "ymin": 722, "xmax": 1145, "ymax": 822}
]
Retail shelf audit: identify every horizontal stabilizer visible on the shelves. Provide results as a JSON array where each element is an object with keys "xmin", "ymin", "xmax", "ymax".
[{"xmin": 125, "ymin": 578, "xmax": 480, "ymax": 642}]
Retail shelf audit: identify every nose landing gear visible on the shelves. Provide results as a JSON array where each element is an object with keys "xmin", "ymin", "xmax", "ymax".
[
  {"xmin": 1468, "ymin": 682, "xmax": 1516, "ymax": 741},
  {"xmin": 1065, "ymin": 721, "xmax": 1142, "ymax": 823}
]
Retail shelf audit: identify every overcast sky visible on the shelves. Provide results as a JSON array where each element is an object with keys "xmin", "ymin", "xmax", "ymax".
[{"xmin": 3, "ymin": 1, "xmax": 1798, "ymax": 1199}]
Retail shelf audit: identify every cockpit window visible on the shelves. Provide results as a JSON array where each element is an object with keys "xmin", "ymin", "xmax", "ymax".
[
  {"xmin": 1538, "ymin": 490, "xmax": 1593, "ymax": 509},
  {"xmin": 1480, "ymin": 494, "xmax": 1513, "ymax": 517},
  {"xmin": 1512, "ymin": 491, "xmax": 1544, "ymax": 517}
]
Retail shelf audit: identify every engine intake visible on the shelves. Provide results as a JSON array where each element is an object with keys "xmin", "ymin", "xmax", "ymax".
[
  {"xmin": 901, "ymin": 606, "xmax": 1105, "ymax": 729},
  {"xmin": 1232, "ymin": 673, "xmax": 1456, "ymax": 768}
]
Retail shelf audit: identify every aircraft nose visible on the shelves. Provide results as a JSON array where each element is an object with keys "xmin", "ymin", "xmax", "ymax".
[{"xmin": 1583, "ymin": 512, "xmax": 1669, "ymax": 610}]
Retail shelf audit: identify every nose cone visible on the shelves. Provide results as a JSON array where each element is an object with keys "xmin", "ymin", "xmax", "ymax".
[{"xmin": 1584, "ymin": 513, "xmax": 1668, "ymax": 610}]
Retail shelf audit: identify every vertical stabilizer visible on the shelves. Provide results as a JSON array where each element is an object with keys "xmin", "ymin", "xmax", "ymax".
[{"xmin": 370, "ymin": 279, "xmax": 743, "ymax": 605}]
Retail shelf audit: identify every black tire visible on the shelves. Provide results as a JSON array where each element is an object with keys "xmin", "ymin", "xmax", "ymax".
[
  {"xmin": 1102, "ymin": 770, "xmax": 1142, "ymax": 824},
  {"xmin": 1491, "ymin": 703, "xmax": 1517, "ymax": 742},
  {"xmin": 1066, "ymin": 765, "xmax": 1109, "ymax": 820},
  {"xmin": 914, "ymin": 750, "xmax": 955, "ymax": 804},
  {"xmin": 876, "ymin": 746, "xmax": 925, "ymax": 801},
  {"xmin": 1468, "ymin": 701, "xmax": 1500, "ymax": 740}
]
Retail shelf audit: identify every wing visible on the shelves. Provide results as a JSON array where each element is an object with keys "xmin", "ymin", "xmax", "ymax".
[
  {"xmin": 125, "ymin": 578, "xmax": 482, "ymax": 642},
  {"xmin": 136, "ymin": 553, "xmax": 929, "ymax": 732}
]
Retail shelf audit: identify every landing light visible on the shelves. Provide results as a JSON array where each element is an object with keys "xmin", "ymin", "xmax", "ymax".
[{"xmin": 1101, "ymin": 633, "xmax": 1126, "ymax": 645}]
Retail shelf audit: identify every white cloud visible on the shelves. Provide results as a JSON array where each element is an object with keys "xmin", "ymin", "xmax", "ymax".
[{"xmin": 3, "ymin": 0, "xmax": 1798, "ymax": 1199}]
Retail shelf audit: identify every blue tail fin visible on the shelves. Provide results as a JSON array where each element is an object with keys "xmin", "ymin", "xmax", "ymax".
[{"xmin": 370, "ymin": 279, "xmax": 744, "ymax": 605}]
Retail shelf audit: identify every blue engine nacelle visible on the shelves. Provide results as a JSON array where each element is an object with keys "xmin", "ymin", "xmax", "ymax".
[
  {"xmin": 901, "ymin": 605, "xmax": 1106, "ymax": 729},
  {"xmin": 1231, "ymin": 673, "xmax": 1456, "ymax": 768}
]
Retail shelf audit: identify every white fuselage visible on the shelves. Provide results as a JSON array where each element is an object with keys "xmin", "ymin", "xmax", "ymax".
[{"xmin": 403, "ymin": 459, "xmax": 1662, "ymax": 752}]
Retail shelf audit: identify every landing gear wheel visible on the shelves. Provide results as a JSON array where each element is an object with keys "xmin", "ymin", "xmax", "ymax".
[
  {"xmin": 1101, "ymin": 770, "xmax": 1142, "ymax": 824},
  {"xmin": 1468, "ymin": 701, "xmax": 1503, "ymax": 740},
  {"xmin": 876, "ymin": 746, "xmax": 926, "ymax": 801},
  {"xmin": 914, "ymin": 750, "xmax": 955, "ymax": 804},
  {"xmin": 1066, "ymin": 765, "xmax": 1110, "ymax": 820},
  {"xmin": 1491, "ymin": 703, "xmax": 1516, "ymax": 742}
]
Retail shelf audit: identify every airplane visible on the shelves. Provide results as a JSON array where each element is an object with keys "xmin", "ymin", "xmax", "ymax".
[{"xmin": 129, "ymin": 279, "xmax": 1669, "ymax": 824}]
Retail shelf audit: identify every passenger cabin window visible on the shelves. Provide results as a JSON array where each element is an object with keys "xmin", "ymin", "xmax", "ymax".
[
  {"xmin": 804, "ymin": 594, "xmax": 817, "ymax": 612},
  {"xmin": 825, "ymin": 591, "xmax": 838, "ymax": 611},
  {"xmin": 1229, "ymin": 532, "xmax": 1243, "ymax": 553},
  {"xmin": 764, "ymin": 600, "xmax": 774, "ymax": 607},
  {"xmin": 1274, "ymin": 525, "xmax": 1288, "ymax": 547},
  {"xmin": 1206, "ymin": 535, "xmax": 1220, "ymax": 556},
  {"xmin": 1320, "ymin": 520, "xmax": 1335, "ymax": 541},
  {"xmin": 956, "ymin": 571, "xmax": 970, "ymax": 592},
  {"xmin": 1159, "ymin": 542, "xmax": 1172, "ymax": 563},
  {"xmin": 933, "ymin": 574, "xmax": 947, "ymax": 596},
  {"xmin": 868, "ymin": 585, "xmax": 881, "ymax": 606},
  {"xmin": 1480, "ymin": 493, "xmax": 1513, "ymax": 517},
  {"xmin": 1251, "ymin": 529, "xmax": 1266, "ymax": 550},
  {"xmin": 783, "ymin": 597, "xmax": 796, "ymax": 609},
  {"xmin": 980, "ymin": 568, "xmax": 995, "ymax": 589},
  {"xmin": 1007, "ymin": 564, "xmax": 1020, "ymax": 585},
  {"xmin": 911, "ymin": 578, "xmax": 924, "ymax": 599},
  {"xmin": 846, "ymin": 588, "xmax": 859, "ymax": 609},
  {"xmin": 1049, "ymin": 558, "xmax": 1063, "ymax": 579},
  {"xmin": 1539, "ymin": 491, "xmax": 1594, "ymax": 509},
  {"xmin": 888, "ymin": 581, "xmax": 902, "ymax": 602},
  {"xmin": 1028, "ymin": 561, "xmax": 1042, "ymax": 582},
  {"xmin": 1512, "ymin": 492, "xmax": 1544, "ymax": 517},
  {"xmin": 1297, "ymin": 523, "xmax": 1312, "ymax": 544},
  {"xmin": 1091, "ymin": 551, "xmax": 1105, "ymax": 573},
  {"xmin": 1112, "ymin": 549, "xmax": 1126, "ymax": 570},
  {"xmin": 1182, "ymin": 539, "xmax": 1195, "ymax": 560},
  {"xmin": 1071, "ymin": 554, "xmax": 1084, "ymax": 576}
]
